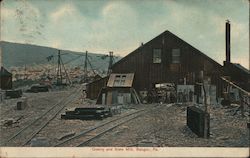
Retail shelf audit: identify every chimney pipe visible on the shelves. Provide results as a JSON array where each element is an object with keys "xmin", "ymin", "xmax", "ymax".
[{"xmin": 226, "ymin": 20, "xmax": 231, "ymax": 63}]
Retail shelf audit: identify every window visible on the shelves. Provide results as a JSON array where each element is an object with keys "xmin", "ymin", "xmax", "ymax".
[
  {"xmin": 172, "ymin": 49, "xmax": 180, "ymax": 63},
  {"xmin": 113, "ymin": 75, "xmax": 126, "ymax": 86},
  {"xmin": 113, "ymin": 75, "xmax": 121, "ymax": 86},
  {"xmin": 153, "ymin": 49, "xmax": 162, "ymax": 63},
  {"xmin": 120, "ymin": 75, "xmax": 126, "ymax": 86}
]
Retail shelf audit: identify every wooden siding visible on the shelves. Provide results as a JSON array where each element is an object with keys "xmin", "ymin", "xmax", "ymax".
[
  {"xmin": 112, "ymin": 31, "xmax": 223, "ymax": 94},
  {"xmin": 0, "ymin": 67, "xmax": 13, "ymax": 90},
  {"xmin": 86, "ymin": 77, "xmax": 108, "ymax": 100},
  {"xmin": 0, "ymin": 76, "xmax": 12, "ymax": 90},
  {"xmin": 223, "ymin": 62, "xmax": 250, "ymax": 91}
]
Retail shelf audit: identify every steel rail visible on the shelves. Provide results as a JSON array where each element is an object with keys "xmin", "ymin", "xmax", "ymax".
[
  {"xmin": 54, "ymin": 109, "xmax": 146, "ymax": 147},
  {"xmin": 1, "ymin": 87, "xmax": 81, "ymax": 146},
  {"xmin": 55, "ymin": 104, "xmax": 162, "ymax": 147},
  {"xmin": 21, "ymin": 90, "xmax": 81, "ymax": 146},
  {"xmin": 76, "ymin": 112, "xmax": 144, "ymax": 147}
]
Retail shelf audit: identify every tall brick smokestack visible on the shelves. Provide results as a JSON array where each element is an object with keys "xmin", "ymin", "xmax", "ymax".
[{"xmin": 225, "ymin": 20, "xmax": 231, "ymax": 63}]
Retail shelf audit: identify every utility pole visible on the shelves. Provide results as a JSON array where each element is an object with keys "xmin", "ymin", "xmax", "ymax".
[
  {"xmin": 83, "ymin": 51, "xmax": 88, "ymax": 82},
  {"xmin": 24, "ymin": 64, "xmax": 27, "ymax": 80},
  {"xmin": 107, "ymin": 51, "xmax": 113, "ymax": 75},
  {"xmin": 56, "ymin": 50, "xmax": 62, "ymax": 85},
  {"xmin": 60, "ymin": 57, "xmax": 71, "ymax": 85}
]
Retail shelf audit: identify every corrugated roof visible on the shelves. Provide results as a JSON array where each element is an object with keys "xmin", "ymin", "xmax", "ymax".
[{"xmin": 107, "ymin": 73, "xmax": 134, "ymax": 87}]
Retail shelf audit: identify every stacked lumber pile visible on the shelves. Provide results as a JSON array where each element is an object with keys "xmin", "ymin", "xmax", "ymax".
[
  {"xmin": 61, "ymin": 107, "xmax": 111, "ymax": 120},
  {"xmin": 26, "ymin": 85, "xmax": 49, "ymax": 93}
]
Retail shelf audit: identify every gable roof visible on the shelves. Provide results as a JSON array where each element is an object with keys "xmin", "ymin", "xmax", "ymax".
[
  {"xmin": 166, "ymin": 31, "xmax": 222, "ymax": 68},
  {"xmin": 0, "ymin": 66, "xmax": 12, "ymax": 77},
  {"xmin": 112, "ymin": 30, "xmax": 222, "ymax": 69}
]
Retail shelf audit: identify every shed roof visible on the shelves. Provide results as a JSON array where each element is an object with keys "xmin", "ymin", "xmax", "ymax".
[
  {"xmin": 232, "ymin": 63, "xmax": 250, "ymax": 75},
  {"xmin": 107, "ymin": 73, "xmax": 134, "ymax": 87},
  {"xmin": 0, "ymin": 66, "xmax": 12, "ymax": 77}
]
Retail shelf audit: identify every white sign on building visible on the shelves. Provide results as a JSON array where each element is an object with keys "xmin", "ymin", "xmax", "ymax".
[{"xmin": 177, "ymin": 85, "xmax": 194, "ymax": 103}]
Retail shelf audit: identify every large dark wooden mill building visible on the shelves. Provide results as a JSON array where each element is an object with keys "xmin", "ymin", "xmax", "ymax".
[{"xmin": 87, "ymin": 21, "xmax": 249, "ymax": 105}]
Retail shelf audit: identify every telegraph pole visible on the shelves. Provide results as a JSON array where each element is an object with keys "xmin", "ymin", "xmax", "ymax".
[
  {"xmin": 107, "ymin": 51, "xmax": 113, "ymax": 75},
  {"xmin": 24, "ymin": 64, "xmax": 27, "ymax": 80},
  {"xmin": 56, "ymin": 50, "xmax": 62, "ymax": 85},
  {"xmin": 60, "ymin": 57, "xmax": 71, "ymax": 85},
  {"xmin": 84, "ymin": 51, "xmax": 88, "ymax": 82}
]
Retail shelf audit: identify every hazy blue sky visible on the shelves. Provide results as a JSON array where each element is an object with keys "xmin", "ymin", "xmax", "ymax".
[{"xmin": 1, "ymin": 0, "xmax": 249, "ymax": 68}]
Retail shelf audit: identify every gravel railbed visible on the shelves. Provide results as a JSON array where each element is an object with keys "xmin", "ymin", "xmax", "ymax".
[
  {"xmin": 86, "ymin": 104, "xmax": 249, "ymax": 147},
  {"xmin": 1, "ymin": 94, "xmax": 248, "ymax": 147},
  {"xmin": 0, "ymin": 88, "xmax": 72, "ymax": 145}
]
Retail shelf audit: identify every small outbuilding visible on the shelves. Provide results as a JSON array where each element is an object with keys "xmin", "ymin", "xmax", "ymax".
[
  {"xmin": 0, "ymin": 66, "xmax": 12, "ymax": 90},
  {"xmin": 96, "ymin": 73, "xmax": 141, "ymax": 105}
]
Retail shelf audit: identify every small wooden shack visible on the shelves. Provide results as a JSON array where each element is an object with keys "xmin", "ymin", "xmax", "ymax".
[
  {"xmin": 96, "ymin": 73, "xmax": 141, "ymax": 105},
  {"xmin": 0, "ymin": 66, "xmax": 12, "ymax": 90}
]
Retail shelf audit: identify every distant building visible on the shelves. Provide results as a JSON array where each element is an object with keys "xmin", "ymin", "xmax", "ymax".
[{"xmin": 0, "ymin": 66, "xmax": 12, "ymax": 90}]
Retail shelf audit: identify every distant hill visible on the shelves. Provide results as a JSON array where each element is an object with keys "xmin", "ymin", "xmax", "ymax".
[{"xmin": 1, "ymin": 41, "xmax": 121, "ymax": 73}]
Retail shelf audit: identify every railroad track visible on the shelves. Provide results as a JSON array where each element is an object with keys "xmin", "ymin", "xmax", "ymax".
[
  {"xmin": 55, "ymin": 105, "xmax": 161, "ymax": 147},
  {"xmin": 1, "ymin": 87, "xmax": 82, "ymax": 147}
]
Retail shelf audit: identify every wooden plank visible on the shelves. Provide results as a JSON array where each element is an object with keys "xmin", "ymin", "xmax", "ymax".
[
  {"xmin": 106, "ymin": 91, "xmax": 113, "ymax": 105},
  {"xmin": 221, "ymin": 77, "xmax": 250, "ymax": 96}
]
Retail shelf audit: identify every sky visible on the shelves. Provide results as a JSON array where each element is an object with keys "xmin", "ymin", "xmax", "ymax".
[{"xmin": 1, "ymin": 0, "xmax": 249, "ymax": 69}]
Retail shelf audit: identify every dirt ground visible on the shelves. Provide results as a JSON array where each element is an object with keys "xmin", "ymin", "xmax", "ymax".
[
  {"xmin": 36, "ymin": 99, "xmax": 137, "ymax": 147},
  {"xmin": 0, "ymin": 89, "xmax": 249, "ymax": 147},
  {"xmin": 86, "ymin": 104, "xmax": 249, "ymax": 147},
  {"xmin": 0, "ymin": 88, "xmax": 72, "ymax": 144}
]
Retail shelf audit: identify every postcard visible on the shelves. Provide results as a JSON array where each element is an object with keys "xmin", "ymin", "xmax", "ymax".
[{"xmin": 0, "ymin": 0, "xmax": 249, "ymax": 157}]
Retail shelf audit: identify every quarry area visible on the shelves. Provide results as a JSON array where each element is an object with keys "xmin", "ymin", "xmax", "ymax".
[{"xmin": 0, "ymin": 85, "xmax": 249, "ymax": 147}]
